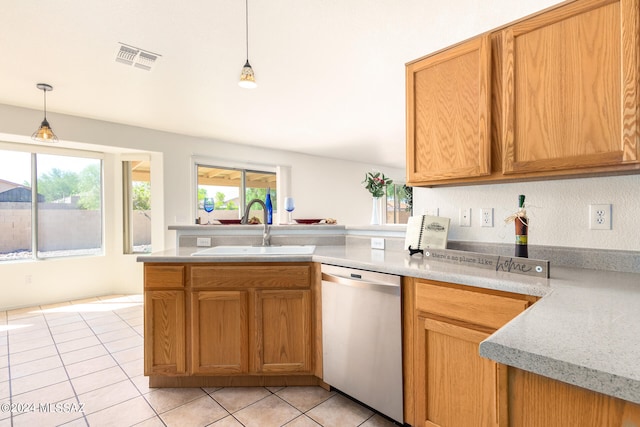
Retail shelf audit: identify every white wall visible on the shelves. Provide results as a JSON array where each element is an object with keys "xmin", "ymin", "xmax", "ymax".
[
  {"xmin": 413, "ymin": 175, "xmax": 640, "ymax": 251},
  {"xmin": 0, "ymin": 103, "xmax": 403, "ymax": 310}
]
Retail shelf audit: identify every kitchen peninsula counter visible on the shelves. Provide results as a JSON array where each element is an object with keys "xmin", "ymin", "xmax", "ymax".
[{"xmin": 138, "ymin": 244, "xmax": 640, "ymax": 405}]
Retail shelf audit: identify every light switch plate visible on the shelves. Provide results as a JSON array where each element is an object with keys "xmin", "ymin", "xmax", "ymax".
[
  {"xmin": 196, "ymin": 237, "xmax": 212, "ymax": 247},
  {"xmin": 424, "ymin": 208, "xmax": 439, "ymax": 217},
  {"xmin": 371, "ymin": 237, "xmax": 385, "ymax": 250},
  {"xmin": 459, "ymin": 208, "xmax": 471, "ymax": 227}
]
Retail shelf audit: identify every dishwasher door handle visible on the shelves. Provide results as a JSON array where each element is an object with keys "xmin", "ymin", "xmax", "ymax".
[{"xmin": 321, "ymin": 272, "xmax": 400, "ymax": 290}]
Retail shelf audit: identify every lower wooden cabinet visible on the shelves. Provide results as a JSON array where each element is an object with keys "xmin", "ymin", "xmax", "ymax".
[
  {"xmin": 415, "ymin": 316, "xmax": 506, "ymax": 427},
  {"xmin": 509, "ymin": 368, "xmax": 640, "ymax": 427},
  {"xmin": 144, "ymin": 262, "xmax": 318, "ymax": 384},
  {"xmin": 190, "ymin": 288, "xmax": 312, "ymax": 376},
  {"xmin": 191, "ymin": 290, "xmax": 248, "ymax": 375},
  {"xmin": 254, "ymin": 289, "xmax": 312, "ymax": 374},
  {"xmin": 144, "ymin": 290, "xmax": 186, "ymax": 376},
  {"xmin": 406, "ymin": 278, "xmax": 535, "ymax": 427}
]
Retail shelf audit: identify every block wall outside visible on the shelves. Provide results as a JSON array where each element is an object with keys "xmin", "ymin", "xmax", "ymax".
[{"xmin": 0, "ymin": 203, "xmax": 151, "ymax": 253}]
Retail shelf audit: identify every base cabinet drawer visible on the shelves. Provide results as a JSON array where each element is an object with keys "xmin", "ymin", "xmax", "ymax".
[{"xmin": 416, "ymin": 281, "xmax": 530, "ymax": 330}]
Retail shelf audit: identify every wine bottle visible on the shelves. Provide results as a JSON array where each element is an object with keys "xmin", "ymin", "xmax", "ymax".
[
  {"xmin": 515, "ymin": 194, "xmax": 528, "ymax": 258},
  {"xmin": 265, "ymin": 187, "xmax": 273, "ymax": 225}
]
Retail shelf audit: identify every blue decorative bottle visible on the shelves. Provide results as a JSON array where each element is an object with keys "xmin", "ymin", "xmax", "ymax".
[{"xmin": 265, "ymin": 187, "xmax": 273, "ymax": 225}]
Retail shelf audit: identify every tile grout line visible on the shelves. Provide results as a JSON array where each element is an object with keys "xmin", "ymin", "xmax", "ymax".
[
  {"xmin": 2, "ymin": 309, "xmax": 14, "ymax": 427},
  {"xmin": 77, "ymin": 299, "xmax": 168, "ymax": 427},
  {"xmin": 7, "ymin": 296, "xmax": 391, "ymax": 427},
  {"xmin": 40, "ymin": 305, "xmax": 90, "ymax": 427}
]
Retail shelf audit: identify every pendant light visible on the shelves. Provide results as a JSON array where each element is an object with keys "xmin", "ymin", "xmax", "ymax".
[
  {"xmin": 239, "ymin": 0, "xmax": 257, "ymax": 88},
  {"xmin": 32, "ymin": 83, "xmax": 59, "ymax": 143}
]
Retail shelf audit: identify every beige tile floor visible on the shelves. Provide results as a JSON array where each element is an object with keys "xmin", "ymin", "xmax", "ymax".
[{"xmin": 0, "ymin": 295, "xmax": 399, "ymax": 427}]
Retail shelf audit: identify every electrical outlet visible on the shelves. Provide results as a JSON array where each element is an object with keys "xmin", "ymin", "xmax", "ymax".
[
  {"xmin": 480, "ymin": 208, "xmax": 494, "ymax": 227},
  {"xmin": 589, "ymin": 204, "xmax": 612, "ymax": 230},
  {"xmin": 196, "ymin": 237, "xmax": 212, "ymax": 247},
  {"xmin": 459, "ymin": 208, "xmax": 471, "ymax": 227},
  {"xmin": 371, "ymin": 238, "xmax": 385, "ymax": 250}
]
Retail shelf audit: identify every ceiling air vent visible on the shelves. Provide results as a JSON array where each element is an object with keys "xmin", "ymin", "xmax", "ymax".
[{"xmin": 115, "ymin": 43, "xmax": 161, "ymax": 71}]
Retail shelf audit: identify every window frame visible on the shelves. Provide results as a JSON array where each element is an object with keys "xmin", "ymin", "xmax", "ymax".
[
  {"xmin": 122, "ymin": 157, "xmax": 152, "ymax": 254},
  {"xmin": 386, "ymin": 182, "xmax": 412, "ymax": 225},
  {"xmin": 0, "ymin": 142, "xmax": 105, "ymax": 262},
  {"xmin": 192, "ymin": 157, "xmax": 278, "ymax": 223}
]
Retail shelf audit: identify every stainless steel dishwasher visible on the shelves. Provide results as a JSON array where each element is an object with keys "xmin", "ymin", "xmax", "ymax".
[{"xmin": 321, "ymin": 264, "xmax": 403, "ymax": 423}]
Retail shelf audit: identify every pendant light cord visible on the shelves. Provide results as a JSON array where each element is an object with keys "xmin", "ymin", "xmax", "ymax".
[
  {"xmin": 43, "ymin": 89, "xmax": 47, "ymax": 120},
  {"xmin": 245, "ymin": 0, "xmax": 249, "ymax": 61}
]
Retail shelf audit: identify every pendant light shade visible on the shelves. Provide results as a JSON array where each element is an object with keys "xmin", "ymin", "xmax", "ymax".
[
  {"xmin": 32, "ymin": 83, "xmax": 59, "ymax": 143},
  {"xmin": 239, "ymin": 0, "xmax": 257, "ymax": 88},
  {"xmin": 239, "ymin": 60, "xmax": 257, "ymax": 89}
]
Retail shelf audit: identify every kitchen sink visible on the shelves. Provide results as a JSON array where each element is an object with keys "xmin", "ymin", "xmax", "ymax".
[{"xmin": 192, "ymin": 245, "xmax": 316, "ymax": 256}]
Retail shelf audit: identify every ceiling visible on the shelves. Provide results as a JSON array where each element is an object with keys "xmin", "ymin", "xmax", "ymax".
[{"xmin": 0, "ymin": 0, "xmax": 558, "ymax": 169}]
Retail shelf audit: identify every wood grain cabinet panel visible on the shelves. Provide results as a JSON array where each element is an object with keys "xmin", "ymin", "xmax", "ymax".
[
  {"xmin": 191, "ymin": 264, "xmax": 311, "ymax": 289},
  {"xmin": 416, "ymin": 281, "xmax": 530, "ymax": 330},
  {"xmin": 406, "ymin": 0, "xmax": 640, "ymax": 187},
  {"xmin": 509, "ymin": 368, "xmax": 640, "ymax": 426},
  {"xmin": 144, "ymin": 290, "xmax": 186, "ymax": 375},
  {"xmin": 187, "ymin": 263, "xmax": 316, "ymax": 377},
  {"xmin": 416, "ymin": 317, "xmax": 505, "ymax": 427},
  {"xmin": 411, "ymin": 279, "xmax": 533, "ymax": 427},
  {"xmin": 254, "ymin": 289, "xmax": 312, "ymax": 374},
  {"xmin": 406, "ymin": 34, "xmax": 492, "ymax": 184},
  {"xmin": 191, "ymin": 290, "xmax": 249, "ymax": 375},
  {"xmin": 144, "ymin": 265, "xmax": 185, "ymax": 289},
  {"xmin": 502, "ymin": 0, "xmax": 639, "ymax": 175}
]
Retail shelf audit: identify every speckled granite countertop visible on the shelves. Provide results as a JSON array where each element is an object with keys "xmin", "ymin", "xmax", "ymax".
[{"xmin": 138, "ymin": 245, "xmax": 640, "ymax": 404}]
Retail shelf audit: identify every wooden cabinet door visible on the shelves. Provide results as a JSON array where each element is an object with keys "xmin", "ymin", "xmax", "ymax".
[
  {"xmin": 191, "ymin": 290, "xmax": 249, "ymax": 374},
  {"xmin": 406, "ymin": 34, "xmax": 492, "ymax": 184},
  {"xmin": 144, "ymin": 290, "xmax": 186, "ymax": 376},
  {"xmin": 502, "ymin": 0, "xmax": 639, "ymax": 175},
  {"xmin": 415, "ymin": 316, "xmax": 506, "ymax": 427},
  {"xmin": 254, "ymin": 289, "xmax": 312, "ymax": 374}
]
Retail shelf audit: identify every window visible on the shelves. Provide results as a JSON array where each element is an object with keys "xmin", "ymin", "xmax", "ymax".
[
  {"xmin": 123, "ymin": 160, "xmax": 152, "ymax": 254},
  {"xmin": 0, "ymin": 147, "xmax": 103, "ymax": 261},
  {"xmin": 0, "ymin": 149, "xmax": 32, "ymax": 260},
  {"xmin": 386, "ymin": 184, "xmax": 412, "ymax": 224},
  {"xmin": 196, "ymin": 164, "xmax": 277, "ymax": 224}
]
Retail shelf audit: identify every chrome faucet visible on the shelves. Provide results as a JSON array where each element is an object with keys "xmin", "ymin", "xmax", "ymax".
[{"xmin": 241, "ymin": 198, "xmax": 271, "ymax": 246}]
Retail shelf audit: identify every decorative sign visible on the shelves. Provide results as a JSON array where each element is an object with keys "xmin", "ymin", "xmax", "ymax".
[{"xmin": 423, "ymin": 248, "xmax": 550, "ymax": 278}]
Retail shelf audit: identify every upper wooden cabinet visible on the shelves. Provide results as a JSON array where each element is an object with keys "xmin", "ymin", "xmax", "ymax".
[
  {"xmin": 502, "ymin": 0, "xmax": 639, "ymax": 175},
  {"xmin": 406, "ymin": 0, "xmax": 640, "ymax": 186},
  {"xmin": 406, "ymin": 34, "xmax": 492, "ymax": 183}
]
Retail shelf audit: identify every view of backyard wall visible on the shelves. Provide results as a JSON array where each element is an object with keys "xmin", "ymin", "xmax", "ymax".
[{"xmin": 0, "ymin": 202, "xmax": 151, "ymax": 253}]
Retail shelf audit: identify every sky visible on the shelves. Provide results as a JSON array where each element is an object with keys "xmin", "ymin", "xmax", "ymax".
[{"xmin": 0, "ymin": 150, "xmax": 97, "ymax": 185}]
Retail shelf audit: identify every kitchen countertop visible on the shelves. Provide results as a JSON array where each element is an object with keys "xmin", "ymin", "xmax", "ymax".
[{"xmin": 138, "ymin": 244, "xmax": 640, "ymax": 405}]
